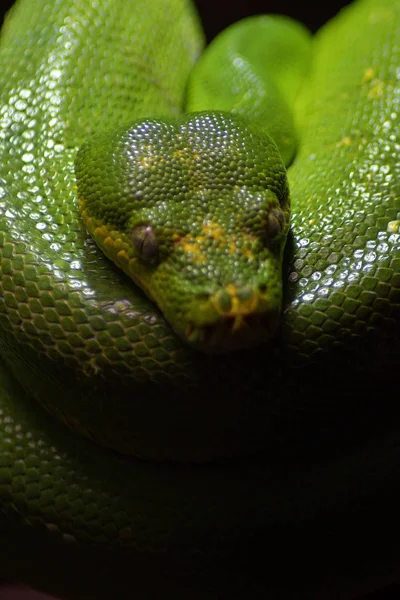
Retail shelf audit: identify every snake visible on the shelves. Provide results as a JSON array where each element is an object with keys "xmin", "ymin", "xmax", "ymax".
[{"xmin": 0, "ymin": 0, "xmax": 399, "ymax": 597}]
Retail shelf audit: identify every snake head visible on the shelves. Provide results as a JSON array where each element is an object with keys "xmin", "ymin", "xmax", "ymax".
[{"xmin": 75, "ymin": 112, "xmax": 289, "ymax": 353}]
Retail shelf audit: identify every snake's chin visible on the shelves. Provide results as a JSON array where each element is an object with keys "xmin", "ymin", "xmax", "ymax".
[{"xmin": 183, "ymin": 312, "xmax": 278, "ymax": 354}]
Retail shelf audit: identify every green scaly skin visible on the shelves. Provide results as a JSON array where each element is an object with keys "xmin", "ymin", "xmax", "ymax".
[
  {"xmin": 74, "ymin": 18, "xmax": 311, "ymax": 354},
  {"xmin": 186, "ymin": 15, "xmax": 313, "ymax": 166},
  {"xmin": 0, "ymin": 0, "xmax": 400, "ymax": 598},
  {"xmin": 75, "ymin": 112, "xmax": 289, "ymax": 353}
]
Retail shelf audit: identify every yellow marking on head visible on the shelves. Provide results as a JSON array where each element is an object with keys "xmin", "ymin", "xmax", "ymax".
[
  {"xmin": 182, "ymin": 242, "xmax": 199, "ymax": 253},
  {"xmin": 78, "ymin": 197, "xmax": 154, "ymax": 300},
  {"xmin": 79, "ymin": 201, "xmax": 95, "ymax": 231},
  {"xmin": 176, "ymin": 233, "xmax": 207, "ymax": 263},
  {"xmin": 172, "ymin": 149, "xmax": 188, "ymax": 161},
  {"xmin": 116, "ymin": 249, "xmax": 131, "ymax": 268},
  {"xmin": 140, "ymin": 156, "xmax": 155, "ymax": 168},
  {"xmin": 229, "ymin": 240, "xmax": 237, "ymax": 255},
  {"xmin": 138, "ymin": 143, "xmax": 161, "ymax": 169},
  {"xmin": 242, "ymin": 245, "xmax": 254, "ymax": 260},
  {"xmin": 94, "ymin": 225, "xmax": 112, "ymax": 244},
  {"xmin": 80, "ymin": 199, "xmax": 108, "ymax": 243},
  {"xmin": 90, "ymin": 219, "xmax": 135, "ymax": 273},
  {"xmin": 361, "ymin": 69, "xmax": 387, "ymax": 100},
  {"xmin": 172, "ymin": 149, "xmax": 200, "ymax": 166},
  {"xmin": 181, "ymin": 241, "xmax": 206, "ymax": 263},
  {"xmin": 336, "ymin": 136, "xmax": 352, "ymax": 147},
  {"xmin": 362, "ymin": 67, "xmax": 376, "ymax": 83},
  {"xmin": 225, "ymin": 283, "xmax": 237, "ymax": 296},
  {"xmin": 202, "ymin": 221, "xmax": 226, "ymax": 240},
  {"xmin": 212, "ymin": 283, "xmax": 259, "ymax": 317},
  {"xmin": 368, "ymin": 81, "xmax": 385, "ymax": 99},
  {"xmin": 103, "ymin": 235, "xmax": 114, "ymax": 249}
]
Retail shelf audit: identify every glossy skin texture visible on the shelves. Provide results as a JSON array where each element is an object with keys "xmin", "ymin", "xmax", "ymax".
[
  {"xmin": 0, "ymin": 0, "xmax": 400, "ymax": 598},
  {"xmin": 186, "ymin": 15, "xmax": 312, "ymax": 166},
  {"xmin": 76, "ymin": 112, "xmax": 289, "ymax": 352}
]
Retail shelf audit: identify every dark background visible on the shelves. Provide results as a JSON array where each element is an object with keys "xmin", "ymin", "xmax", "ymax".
[
  {"xmin": 1, "ymin": 0, "xmax": 353, "ymax": 39},
  {"xmin": 0, "ymin": 0, "xmax": 398, "ymax": 598},
  {"xmin": 196, "ymin": 0, "xmax": 353, "ymax": 38}
]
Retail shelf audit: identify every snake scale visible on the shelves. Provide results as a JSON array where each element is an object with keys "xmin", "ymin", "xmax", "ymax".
[{"xmin": 0, "ymin": 0, "xmax": 399, "ymax": 598}]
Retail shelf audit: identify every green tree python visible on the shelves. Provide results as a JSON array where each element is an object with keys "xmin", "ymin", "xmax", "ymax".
[{"xmin": 0, "ymin": 0, "xmax": 399, "ymax": 597}]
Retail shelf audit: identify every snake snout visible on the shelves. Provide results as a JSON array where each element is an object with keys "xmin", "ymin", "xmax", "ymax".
[
  {"xmin": 185, "ymin": 282, "xmax": 279, "ymax": 352},
  {"xmin": 185, "ymin": 311, "xmax": 276, "ymax": 353}
]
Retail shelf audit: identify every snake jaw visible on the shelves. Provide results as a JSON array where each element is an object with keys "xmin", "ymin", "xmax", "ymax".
[
  {"xmin": 184, "ymin": 311, "xmax": 277, "ymax": 353},
  {"xmin": 183, "ymin": 283, "xmax": 280, "ymax": 352}
]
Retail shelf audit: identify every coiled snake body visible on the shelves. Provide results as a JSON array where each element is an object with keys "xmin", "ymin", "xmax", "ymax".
[{"xmin": 0, "ymin": 0, "xmax": 399, "ymax": 597}]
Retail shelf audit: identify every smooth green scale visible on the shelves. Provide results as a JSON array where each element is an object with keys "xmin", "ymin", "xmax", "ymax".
[
  {"xmin": 0, "ymin": 0, "xmax": 399, "ymax": 459},
  {"xmin": 0, "ymin": 0, "xmax": 400, "ymax": 596},
  {"xmin": 186, "ymin": 15, "xmax": 312, "ymax": 166}
]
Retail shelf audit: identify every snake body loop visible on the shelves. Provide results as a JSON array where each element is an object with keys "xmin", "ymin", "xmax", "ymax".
[{"xmin": 0, "ymin": 0, "xmax": 399, "ymax": 597}]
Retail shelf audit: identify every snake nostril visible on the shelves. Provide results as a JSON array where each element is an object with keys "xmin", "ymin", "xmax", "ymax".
[
  {"xmin": 215, "ymin": 288, "xmax": 232, "ymax": 312},
  {"xmin": 235, "ymin": 285, "xmax": 253, "ymax": 302}
]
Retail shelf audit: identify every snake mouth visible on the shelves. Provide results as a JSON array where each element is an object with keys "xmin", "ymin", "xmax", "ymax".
[{"xmin": 185, "ymin": 311, "xmax": 277, "ymax": 353}]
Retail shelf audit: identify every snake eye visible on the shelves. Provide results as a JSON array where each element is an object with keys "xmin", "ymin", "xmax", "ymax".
[
  {"xmin": 131, "ymin": 225, "xmax": 158, "ymax": 262},
  {"xmin": 265, "ymin": 207, "xmax": 284, "ymax": 239}
]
